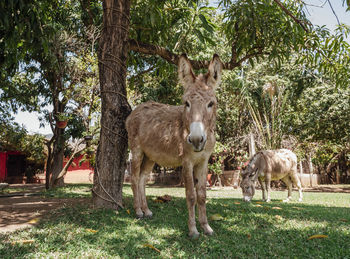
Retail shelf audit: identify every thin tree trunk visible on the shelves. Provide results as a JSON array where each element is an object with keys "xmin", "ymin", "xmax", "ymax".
[
  {"xmin": 299, "ymin": 160, "xmax": 303, "ymax": 187},
  {"xmin": 50, "ymin": 129, "xmax": 65, "ymax": 188},
  {"xmin": 45, "ymin": 139, "xmax": 53, "ymax": 189},
  {"xmin": 336, "ymin": 164, "xmax": 340, "ymax": 184},
  {"xmin": 92, "ymin": 0, "xmax": 131, "ymax": 209},
  {"xmin": 308, "ymin": 154, "xmax": 313, "ymax": 187},
  {"xmin": 248, "ymin": 133, "xmax": 256, "ymax": 157},
  {"xmin": 55, "ymin": 140, "xmax": 85, "ymax": 183}
]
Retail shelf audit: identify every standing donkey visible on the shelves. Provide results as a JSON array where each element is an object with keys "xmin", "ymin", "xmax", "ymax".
[{"xmin": 126, "ymin": 54, "xmax": 222, "ymax": 238}]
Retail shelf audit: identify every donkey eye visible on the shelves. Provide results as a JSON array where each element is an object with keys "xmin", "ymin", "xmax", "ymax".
[
  {"xmin": 208, "ymin": 101, "xmax": 214, "ymax": 108},
  {"xmin": 185, "ymin": 101, "xmax": 190, "ymax": 108}
]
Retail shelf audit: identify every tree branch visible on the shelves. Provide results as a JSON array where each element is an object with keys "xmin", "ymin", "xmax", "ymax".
[
  {"xmin": 273, "ymin": 0, "xmax": 309, "ymax": 33},
  {"xmin": 128, "ymin": 39, "xmax": 266, "ymax": 70}
]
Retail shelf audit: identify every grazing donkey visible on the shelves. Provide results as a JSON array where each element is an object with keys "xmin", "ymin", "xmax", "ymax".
[
  {"xmin": 240, "ymin": 149, "xmax": 303, "ymax": 203},
  {"xmin": 126, "ymin": 54, "xmax": 222, "ymax": 238}
]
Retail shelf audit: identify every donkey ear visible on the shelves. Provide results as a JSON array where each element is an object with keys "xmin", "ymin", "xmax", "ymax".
[
  {"xmin": 178, "ymin": 54, "xmax": 195, "ymax": 89},
  {"xmin": 207, "ymin": 54, "xmax": 223, "ymax": 89}
]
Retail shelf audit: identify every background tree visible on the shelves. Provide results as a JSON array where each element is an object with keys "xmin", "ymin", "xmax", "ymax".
[{"xmin": 1, "ymin": 0, "xmax": 101, "ymax": 188}]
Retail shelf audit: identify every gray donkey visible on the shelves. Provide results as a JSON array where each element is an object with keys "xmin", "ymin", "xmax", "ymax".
[{"xmin": 240, "ymin": 149, "xmax": 303, "ymax": 202}]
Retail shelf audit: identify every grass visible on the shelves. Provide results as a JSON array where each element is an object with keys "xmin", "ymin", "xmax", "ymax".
[
  {"xmin": 1, "ymin": 184, "xmax": 350, "ymax": 258},
  {"xmin": 40, "ymin": 184, "xmax": 92, "ymax": 198}
]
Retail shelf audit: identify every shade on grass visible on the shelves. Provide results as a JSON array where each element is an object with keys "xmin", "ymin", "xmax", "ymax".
[{"xmin": 1, "ymin": 184, "xmax": 349, "ymax": 258}]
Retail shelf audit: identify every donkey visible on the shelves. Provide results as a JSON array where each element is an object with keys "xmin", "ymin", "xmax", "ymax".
[
  {"xmin": 126, "ymin": 54, "xmax": 222, "ymax": 238},
  {"xmin": 240, "ymin": 149, "xmax": 303, "ymax": 203}
]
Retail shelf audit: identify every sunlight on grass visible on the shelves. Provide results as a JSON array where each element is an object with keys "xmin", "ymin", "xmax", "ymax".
[{"xmin": 1, "ymin": 184, "xmax": 349, "ymax": 258}]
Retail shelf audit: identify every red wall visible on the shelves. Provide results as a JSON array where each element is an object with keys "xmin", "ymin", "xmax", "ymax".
[
  {"xmin": 63, "ymin": 155, "xmax": 92, "ymax": 171},
  {"xmin": 0, "ymin": 152, "xmax": 7, "ymax": 181}
]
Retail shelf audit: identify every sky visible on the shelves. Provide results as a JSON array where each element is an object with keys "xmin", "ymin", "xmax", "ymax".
[{"xmin": 13, "ymin": 1, "xmax": 350, "ymax": 135}]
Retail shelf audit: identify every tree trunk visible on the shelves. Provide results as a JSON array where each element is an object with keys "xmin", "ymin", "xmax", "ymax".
[
  {"xmin": 50, "ymin": 128, "xmax": 66, "ymax": 188},
  {"xmin": 248, "ymin": 132, "xmax": 256, "ymax": 157},
  {"xmin": 55, "ymin": 139, "xmax": 85, "ymax": 183},
  {"xmin": 308, "ymin": 154, "xmax": 313, "ymax": 187},
  {"xmin": 45, "ymin": 139, "xmax": 53, "ymax": 189},
  {"xmin": 92, "ymin": 0, "xmax": 131, "ymax": 209},
  {"xmin": 336, "ymin": 164, "xmax": 340, "ymax": 184},
  {"xmin": 299, "ymin": 160, "xmax": 303, "ymax": 187}
]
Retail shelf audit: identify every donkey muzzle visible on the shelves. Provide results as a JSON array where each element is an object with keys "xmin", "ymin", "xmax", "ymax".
[
  {"xmin": 243, "ymin": 196, "xmax": 252, "ymax": 202},
  {"xmin": 187, "ymin": 122, "xmax": 207, "ymax": 152}
]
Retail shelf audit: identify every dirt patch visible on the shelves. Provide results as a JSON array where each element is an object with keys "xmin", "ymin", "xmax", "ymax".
[{"xmin": 0, "ymin": 184, "xmax": 91, "ymax": 233}]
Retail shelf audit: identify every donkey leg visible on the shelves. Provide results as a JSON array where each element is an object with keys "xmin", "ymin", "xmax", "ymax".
[
  {"xmin": 290, "ymin": 173, "xmax": 303, "ymax": 202},
  {"xmin": 258, "ymin": 177, "xmax": 267, "ymax": 201},
  {"xmin": 183, "ymin": 163, "xmax": 199, "ymax": 239},
  {"xmin": 139, "ymin": 157, "xmax": 155, "ymax": 218},
  {"xmin": 130, "ymin": 149, "xmax": 144, "ymax": 218},
  {"xmin": 265, "ymin": 174, "xmax": 272, "ymax": 202},
  {"xmin": 281, "ymin": 176, "xmax": 292, "ymax": 202},
  {"xmin": 194, "ymin": 162, "xmax": 213, "ymax": 236}
]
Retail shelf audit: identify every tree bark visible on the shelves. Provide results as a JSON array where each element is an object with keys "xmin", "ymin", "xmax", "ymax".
[
  {"xmin": 92, "ymin": 0, "xmax": 131, "ymax": 209},
  {"xmin": 299, "ymin": 160, "xmax": 303, "ymax": 187},
  {"xmin": 55, "ymin": 139, "xmax": 85, "ymax": 184},
  {"xmin": 308, "ymin": 154, "xmax": 313, "ymax": 187},
  {"xmin": 50, "ymin": 128, "xmax": 66, "ymax": 188},
  {"xmin": 248, "ymin": 133, "xmax": 256, "ymax": 157}
]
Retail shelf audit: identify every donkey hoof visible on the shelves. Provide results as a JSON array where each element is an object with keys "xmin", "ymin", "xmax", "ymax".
[
  {"xmin": 202, "ymin": 224, "xmax": 214, "ymax": 236},
  {"xmin": 144, "ymin": 210, "xmax": 153, "ymax": 218},
  {"xmin": 188, "ymin": 231, "xmax": 200, "ymax": 239},
  {"xmin": 283, "ymin": 197, "xmax": 291, "ymax": 203},
  {"xmin": 204, "ymin": 229, "xmax": 214, "ymax": 236},
  {"xmin": 135, "ymin": 213, "xmax": 144, "ymax": 219},
  {"xmin": 144, "ymin": 213, "xmax": 153, "ymax": 219},
  {"xmin": 298, "ymin": 198, "xmax": 303, "ymax": 202}
]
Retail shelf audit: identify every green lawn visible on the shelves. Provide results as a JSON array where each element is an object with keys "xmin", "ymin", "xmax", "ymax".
[{"xmin": 1, "ymin": 184, "xmax": 350, "ymax": 258}]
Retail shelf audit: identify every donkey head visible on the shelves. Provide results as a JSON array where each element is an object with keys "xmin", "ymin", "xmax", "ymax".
[
  {"xmin": 178, "ymin": 54, "xmax": 222, "ymax": 152},
  {"xmin": 240, "ymin": 164, "xmax": 259, "ymax": 202}
]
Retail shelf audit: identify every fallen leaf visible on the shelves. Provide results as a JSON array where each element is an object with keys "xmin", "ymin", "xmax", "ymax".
[
  {"xmin": 126, "ymin": 209, "xmax": 130, "ymax": 215},
  {"xmin": 11, "ymin": 240, "xmax": 35, "ymax": 245},
  {"xmin": 156, "ymin": 195, "xmax": 172, "ymax": 203},
  {"xmin": 210, "ymin": 214, "xmax": 224, "ymax": 221},
  {"xmin": 272, "ymin": 207, "xmax": 282, "ymax": 210},
  {"xmin": 255, "ymin": 204, "xmax": 263, "ymax": 207},
  {"xmin": 234, "ymin": 202, "xmax": 241, "ymax": 205},
  {"xmin": 223, "ymin": 204, "xmax": 228, "ymax": 207},
  {"xmin": 308, "ymin": 234, "xmax": 328, "ymax": 240},
  {"xmin": 292, "ymin": 207, "xmax": 304, "ymax": 210},
  {"xmin": 340, "ymin": 219, "xmax": 347, "ymax": 222},
  {"xmin": 143, "ymin": 244, "xmax": 161, "ymax": 253},
  {"xmin": 154, "ymin": 199, "xmax": 164, "ymax": 203},
  {"xmin": 28, "ymin": 218, "xmax": 39, "ymax": 224},
  {"xmin": 275, "ymin": 215, "xmax": 283, "ymax": 220},
  {"xmin": 86, "ymin": 229, "xmax": 98, "ymax": 233},
  {"xmin": 247, "ymin": 234, "xmax": 251, "ymax": 239},
  {"xmin": 255, "ymin": 202, "xmax": 264, "ymax": 204}
]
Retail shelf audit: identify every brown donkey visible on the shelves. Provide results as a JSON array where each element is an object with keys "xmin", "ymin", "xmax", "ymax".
[{"xmin": 126, "ymin": 54, "xmax": 222, "ymax": 238}]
